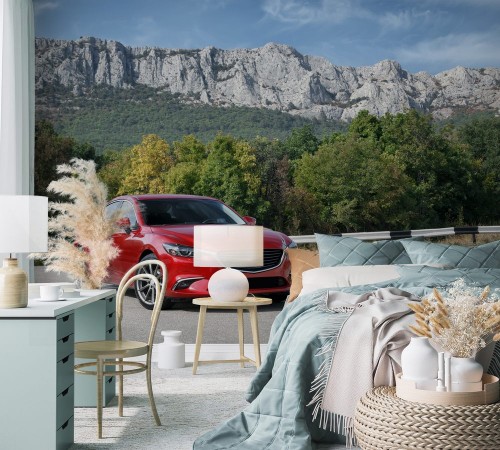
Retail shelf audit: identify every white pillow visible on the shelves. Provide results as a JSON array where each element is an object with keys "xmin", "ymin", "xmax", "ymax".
[{"xmin": 300, "ymin": 265, "xmax": 400, "ymax": 296}]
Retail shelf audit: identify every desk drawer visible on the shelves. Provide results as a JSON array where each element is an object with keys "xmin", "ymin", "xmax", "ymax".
[
  {"xmin": 56, "ymin": 384, "xmax": 74, "ymax": 430},
  {"xmin": 57, "ymin": 313, "xmax": 74, "ymax": 341},
  {"xmin": 57, "ymin": 333, "xmax": 74, "ymax": 362},
  {"xmin": 106, "ymin": 311, "xmax": 116, "ymax": 330},
  {"xmin": 105, "ymin": 296, "xmax": 116, "ymax": 314},
  {"xmin": 106, "ymin": 326, "xmax": 116, "ymax": 340},
  {"xmin": 56, "ymin": 415, "xmax": 74, "ymax": 450},
  {"xmin": 57, "ymin": 352, "xmax": 74, "ymax": 395}
]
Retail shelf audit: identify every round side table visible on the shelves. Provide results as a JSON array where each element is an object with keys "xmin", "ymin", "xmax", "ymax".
[
  {"xmin": 191, "ymin": 296, "xmax": 272, "ymax": 375},
  {"xmin": 354, "ymin": 386, "xmax": 500, "ymax": 449}
]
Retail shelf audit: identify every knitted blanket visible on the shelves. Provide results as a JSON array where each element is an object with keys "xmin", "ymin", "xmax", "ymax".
[{"xmin": 309, "ymin": 288, "xmax": 419, "ymax": 446}]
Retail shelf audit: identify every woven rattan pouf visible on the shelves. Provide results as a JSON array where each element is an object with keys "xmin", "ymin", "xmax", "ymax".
[{"xmin": 354, "ymin": 386, "xmax": 500, "ymax": 449}]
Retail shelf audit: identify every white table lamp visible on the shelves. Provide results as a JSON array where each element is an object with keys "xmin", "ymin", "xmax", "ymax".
[
  {"xmin": 0, "ymin": 196, "xmax": 48, "ymax": 308},
  {"xmin": 194, "ymin": 225, "xmax": 263, "ymax": 302}
]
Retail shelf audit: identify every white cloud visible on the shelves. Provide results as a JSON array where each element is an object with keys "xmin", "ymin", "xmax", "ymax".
[
  {"xmin": 395, "ymin": 30, "xmax": 500, "ymax": 72},
  {"xmin": 262, "ymin": 0, "xmax": 372, "ymax": 25},
  {"xmin": 33, "ymin": 1, "xmax": 59, "ymax": 15},
  {"xmin": 378, "ymin": 9, "xmax": 433, "ymax": 30}
]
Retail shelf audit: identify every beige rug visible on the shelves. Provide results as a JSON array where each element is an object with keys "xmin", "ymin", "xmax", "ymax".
[
  {"xmin": 72, "ymin": 362, "xmax": 353, "ymax": 450},
  {"xmin": 72, "ymin": 363, "xmax": 255, "ymax": 449}
]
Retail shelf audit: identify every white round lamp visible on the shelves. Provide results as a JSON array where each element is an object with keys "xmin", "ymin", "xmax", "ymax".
[
  {"xmin": 207, "ymin": 268, "xmax": 249, "ymax": 302},
  {"xmin": 194, "ymin": 225, "xmax": 263, "ymax": 302}
]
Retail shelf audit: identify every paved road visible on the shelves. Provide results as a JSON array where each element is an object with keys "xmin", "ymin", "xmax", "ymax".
[{"xmin": 34, "ymin": 267, "xmax": 284, "ymax": 344}]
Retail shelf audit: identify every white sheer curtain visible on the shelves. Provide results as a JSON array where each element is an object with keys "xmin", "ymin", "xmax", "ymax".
[{"xmin": 0, "ymin": 0, "xmax": 35, "ymax": 277}]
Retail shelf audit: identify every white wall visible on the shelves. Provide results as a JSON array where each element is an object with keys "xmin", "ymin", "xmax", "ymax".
[{"xmin": 0, "ymin": 0, "xmax": 35, "ymax": 278}]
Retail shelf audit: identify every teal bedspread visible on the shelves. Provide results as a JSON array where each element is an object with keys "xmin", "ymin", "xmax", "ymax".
[{"xmin": 193, "ymin": 267, "xmax": 500, "ymax": 450}]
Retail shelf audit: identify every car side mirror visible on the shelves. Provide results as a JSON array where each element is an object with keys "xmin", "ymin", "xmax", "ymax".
[
  {"xmin": 117, "ymin": 217, "xmax": 132, "ymax": 233},
  {"xmin": 243, "ymin": 216, "xmax": 257, "ymax": 226}
]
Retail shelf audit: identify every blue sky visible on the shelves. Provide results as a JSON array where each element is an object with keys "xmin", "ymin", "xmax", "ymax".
[{"xmin": 33, "ymin": 0, "xmax": 500, "ymax": 74}]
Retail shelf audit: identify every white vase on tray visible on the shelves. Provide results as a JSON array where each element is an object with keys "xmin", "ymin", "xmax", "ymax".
[
  {"xmin": 401, "ymin": 337, "xmax": 438, "ymax": 389},
  {"xmin": 450, "ymin": 357, "xmax": 483, "ymax": 392}
]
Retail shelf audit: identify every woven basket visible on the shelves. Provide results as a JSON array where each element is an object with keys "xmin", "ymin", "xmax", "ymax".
[{"xmin": 354, "ymin": 386, "xmax": 500, "ymax": 449}]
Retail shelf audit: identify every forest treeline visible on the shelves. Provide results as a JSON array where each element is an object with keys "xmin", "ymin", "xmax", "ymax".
[
  {"xmin": 35, "ymin": 110, "xmax": 500, "ymax": 235},
  {"xmin": 37, "ymin": 84, "xmax": 345, "ymax": 151}
]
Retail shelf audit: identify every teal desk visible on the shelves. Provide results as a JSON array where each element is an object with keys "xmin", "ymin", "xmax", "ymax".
[{"xmin": 0, "ymin": 289, "xmax": 116, "ymax": 450}]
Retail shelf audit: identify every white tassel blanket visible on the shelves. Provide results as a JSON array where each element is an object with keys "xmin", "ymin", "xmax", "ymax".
[{"xmin": 309, "ymin": 288, "xmax": 421, "ymax": 446}]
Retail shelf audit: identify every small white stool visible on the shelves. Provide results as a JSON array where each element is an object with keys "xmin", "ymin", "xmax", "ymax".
[{"xmin": 157, "ymin": 330, "xmax": 185, "ymax": 369}]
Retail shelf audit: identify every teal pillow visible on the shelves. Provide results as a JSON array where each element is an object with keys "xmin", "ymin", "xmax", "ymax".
[
  {"xmin": 395, "ymin": 265, "xmax": 500, "ymax": 288},
  {"xmin": 315, "ymin": 234, "xmax": 412, "ymax": 266},
  {"xmin": 401, "ymin": 240, "xmax": 500, "ymax": 268}
]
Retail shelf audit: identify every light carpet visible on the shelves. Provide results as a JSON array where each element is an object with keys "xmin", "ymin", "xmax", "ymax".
[
  {"xmin": 73, "ymin": 363, "xmax": 254, "ymax": 449},
  {"xmin": 72, "ymin": 363, "xmax": 352, "ymax": 450}
]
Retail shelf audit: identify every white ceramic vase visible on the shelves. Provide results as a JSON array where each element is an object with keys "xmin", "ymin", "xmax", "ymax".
[
  {"xmin": 401, "ymin": 337, "xmax": 438, "ymax": 389},
  {"xmin": 450, "ymin": 357, "xmax": 483, "ymax": 392},
  {"xmin": 157, "ymin": 330, "xmax": 185, "ymax": 369}
]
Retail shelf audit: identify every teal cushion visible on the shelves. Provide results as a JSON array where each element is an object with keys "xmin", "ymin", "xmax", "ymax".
[
  {"xmin": 315, "ymin": 234, "xmax": 412, "ymax": 266},
  {"xmin": 395, "ymin": 265, "xmax": 500, "ymax": 288},
  {"xmin": 401, "ymin": 240, "xmax": 500, "ymax": 268}
]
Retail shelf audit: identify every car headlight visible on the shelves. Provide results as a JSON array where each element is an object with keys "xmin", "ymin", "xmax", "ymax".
[
  {"xmin": 163, "ymin": 243, "xmax": 194, "ymax": 257},
  {"xmin": 281, "ymin": 237, "xmax": 298, "ymax": 249}
]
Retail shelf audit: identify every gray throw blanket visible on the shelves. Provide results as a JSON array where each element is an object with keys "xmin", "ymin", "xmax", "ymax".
[{"xmin": 309, "ymin": 288, "xmax": 420, "ymax": 446}]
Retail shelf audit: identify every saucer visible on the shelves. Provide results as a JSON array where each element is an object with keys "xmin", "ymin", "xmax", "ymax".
[
  {"xmin": 62, "ymin": 291, "xmax": 81, "ymax": 298},
  {"xmin": 34, "ymin": 297, "xmax": 68, "ymax": 302}
]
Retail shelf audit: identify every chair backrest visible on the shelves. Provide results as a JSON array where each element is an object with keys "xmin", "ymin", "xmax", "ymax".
[{"xmin": 115, "ymin": 259, "xmax": 167, "ymax": 350}]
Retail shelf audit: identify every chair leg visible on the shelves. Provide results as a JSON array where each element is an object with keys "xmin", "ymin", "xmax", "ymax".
[
  {"xmin": 118, "ymin": 358, "xmax": 124, "ymax": 417},
  {"xmin": 146, "ymin": 362, "xmax": 161, "ymax": 426},
  {"xmin": 97, "ymin": 357, "xmax": 104, "ymax": 438}
]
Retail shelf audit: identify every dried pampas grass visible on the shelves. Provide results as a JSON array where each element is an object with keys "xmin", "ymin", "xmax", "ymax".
[
  {"xmin": 31, "ymin": 158, "xmax": 119, "ymax": 289},
  {"xmin": 408, "ymin": 279, "xmax": 500, "ymax": 357}
]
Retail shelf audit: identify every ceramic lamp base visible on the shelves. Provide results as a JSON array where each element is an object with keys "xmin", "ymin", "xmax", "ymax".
[
  {"xmin": 208, "ymin": 268, "xmax": 249, "ymax": 302},
  {"xmin": 0, "ymin": 258, "xmax": 28, "ymax": 308}
]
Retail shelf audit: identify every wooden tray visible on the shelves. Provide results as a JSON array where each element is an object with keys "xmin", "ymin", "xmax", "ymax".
[{"xmin": 395, "ymin": 373, "xmax": 499, "ymax": 406}]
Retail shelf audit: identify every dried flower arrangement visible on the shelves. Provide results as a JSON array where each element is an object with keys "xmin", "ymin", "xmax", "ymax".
[
  {"xmin": 31, "ymin": 159, "xmax": 119, "ymax": 289},
  {"xmin": 408, "ymin": 278, "xmax": 500, "ymax": 358}
]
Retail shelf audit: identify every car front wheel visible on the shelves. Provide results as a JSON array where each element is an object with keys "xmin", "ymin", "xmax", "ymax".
[{"xmin": 134, "ymin": 254, "xmax": 173, "ymax": 310}]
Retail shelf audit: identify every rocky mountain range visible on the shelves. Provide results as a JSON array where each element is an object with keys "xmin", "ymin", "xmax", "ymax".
[{"xmin": 35, "ymin": 36, "xmax": 500, "ymax": 121}]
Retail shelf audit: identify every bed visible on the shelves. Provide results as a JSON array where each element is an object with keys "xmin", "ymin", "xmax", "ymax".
[{"xmin": 193, "ymin": 227, "xmax": 500, "ymax": 449}]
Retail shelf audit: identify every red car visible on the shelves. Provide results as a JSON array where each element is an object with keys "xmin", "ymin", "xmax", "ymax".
[{"xmin": 105, "ymin": 194, "xmax": 295, "ymax": 308}]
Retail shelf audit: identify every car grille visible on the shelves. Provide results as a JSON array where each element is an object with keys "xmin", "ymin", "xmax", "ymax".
[
  {"xmin": 238, "ymin": 249, "xmax": 284, "ymax": 273},
  {"xmin": 248, "ymin": 277, "xmax": 288, "ymax": 289}
]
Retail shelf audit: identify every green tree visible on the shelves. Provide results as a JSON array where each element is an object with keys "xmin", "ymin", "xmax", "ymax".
[
  {"xmin": 119, "ymin": 134, "xmax": 173, "ymax": 194},
  {"xmin": 98, "ymin": 148, "xmax": 132, "ymax": 199},
  {"xmin": 456, "ymin": 117, "xmax": 500, "ymax": 223},
  {"xmin": 34, "ymin": 120, "xmax": 99, "ymax": 198},
  {"xmin": 294, "ymin": 135, "xmax": 413, "ymax": 232},
  {"xmin": 171, "ymin": 134, "xmax": 206, "ymax": 163},
  {"xmin": 379, "ymin": 110, "xmax": 474, "ymax": 226},
  {"xmin": 164, "ymin": 135, "xmax": 207, "ymax": 194},
  {"xmin": 196, "ymin": 134, "xmax": 269, "ymax": 218},
  {"xmin": 284, "ymin": 124, "xmax": 319, "ymax": 160},
  {"xmin": 252, "ymin": 136, "xmax": 293, "ymax": 231},
  {"xmin": 347, "ymin": 110, "xmax": 382, "ymax": 141}
]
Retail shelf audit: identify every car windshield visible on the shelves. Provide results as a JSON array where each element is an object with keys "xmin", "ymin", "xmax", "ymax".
[{"xmin": 138, "ymin": 198, "xmax": 246, "ymax": 226}]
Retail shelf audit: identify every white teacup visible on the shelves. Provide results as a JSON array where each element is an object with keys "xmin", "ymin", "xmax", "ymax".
[{"xmin": 40, "ymin": 285, "xmax": 63, "ymax": 301}]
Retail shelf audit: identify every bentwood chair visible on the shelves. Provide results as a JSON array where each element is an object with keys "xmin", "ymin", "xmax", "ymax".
[{"xmin": 74, "ymin": 259, "xmax": 167, "ymax": 438}]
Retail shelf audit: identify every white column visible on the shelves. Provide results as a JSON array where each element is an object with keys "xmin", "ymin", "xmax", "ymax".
[{"xmin": 0, "ymin": 0, "xmax": 35, "ymax": 279}]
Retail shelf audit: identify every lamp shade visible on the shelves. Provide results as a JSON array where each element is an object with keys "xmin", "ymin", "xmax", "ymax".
[
  {"xmin": 193, "ymin": 225, "xmax": 263, "ymax": 268},
  {"xmin": 0, "ymin": 195, "xmax": 48, "ymax": 253}
]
